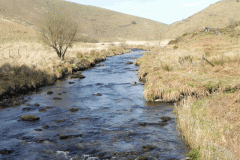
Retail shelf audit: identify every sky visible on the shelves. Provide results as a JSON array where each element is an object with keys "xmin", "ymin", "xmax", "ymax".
[{"xmin": 66, "ymin": 0, "xmax": 220, "ymax": 24}]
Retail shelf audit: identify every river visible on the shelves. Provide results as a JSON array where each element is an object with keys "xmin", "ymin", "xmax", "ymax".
[{"xmin": 0, "ymin": 50, "xmax": 189, "ymax": 160}]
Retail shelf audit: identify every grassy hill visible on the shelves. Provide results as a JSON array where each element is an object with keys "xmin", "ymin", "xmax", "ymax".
[
  {"xmin": 0, "ymin": 0, "xmax": 170, "ymax": 42},
  {"xmin": 165, "ymin": 0, "xmax": 240, "ymax": 38}
]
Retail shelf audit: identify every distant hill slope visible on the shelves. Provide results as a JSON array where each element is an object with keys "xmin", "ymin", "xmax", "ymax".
[
  {"xmin": 0, "ymin": 0, "xmax": 170, "ymax": 42},
  {"xmin": 165, "ymin": 0, "xmax": 240, "ymax": 38}
]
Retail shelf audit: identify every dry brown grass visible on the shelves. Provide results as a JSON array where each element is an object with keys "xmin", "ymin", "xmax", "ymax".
[
  {"xmin": 175, "ymin": 90, "xmax": 240, "ymax": 159},
  {"xmin": 135, "ymin": 24, "xmax": 240, "ymax": 159},
  {"xmin": 135, "ymin": 29, "xmax": 240, "ymax": 102}
]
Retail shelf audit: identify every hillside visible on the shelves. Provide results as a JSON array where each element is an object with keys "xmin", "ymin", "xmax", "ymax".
[
  {"xmin": 0, "ymin": 0, "xmax": 170, "ymax": 42},
  {"xmin": 165, "ymin": 0, "xmax": 240, "ymax": 38}
]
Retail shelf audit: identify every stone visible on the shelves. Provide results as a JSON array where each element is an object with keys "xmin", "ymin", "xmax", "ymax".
[
  {"xmin": 160, "ymin": 116, "xmax": 172, "ymax": 122},
  {"xmin": 79, "ymin": 75, "xmax": 86, "ymax": 79},
  {"xmin": 34, "ymin": 129, "xmax": 43, "ymax": 131},
  {"xmin": 45, "ymin": 106, "xmax": 53, "ymax": 109},
  {"xmin": 125, "ymin": 62, "xmax": 133, "ymax": 65},
  {"xmin": 34, "ymin": 103, "xmax": 40, "ymax": 107},
  {"xmin": 138, "ymin": 155, "xmax": 149, "ymax": 160},
  {"xmin": 47, "ymin": 91, "xmax": 53, "ymax": 95},
  {"xmin": 55, "ymin": 119, "xmax": 65, "ymax": 123},
  {"xmin": 69, "ymin": 108, "xmax": 79, "ymax": 112},
  {"xmin": 69, "ymin": 82, "xmax": 75, "ymax": 84},
  {"xmin": 131, "ymin": 81, "xmax": 137, "ymax": 85},
  {"xmin": 0, "ymin": 149, "xmax": 14, "ymax": 154},
  {"xmin": 93, "ymin": 93, "xmax": 102, "ymax": 96},
  {"xmin": 42, "ymin": 125, "xmax": 49, "ymax": 129},
  {"xmin": 53, "ymin": 97, "xmax": 62, "ymax": 100},
  {"xmin": 39, "ymin": 109, "xmax": 47, "ymax": 112},
  {"xmin": 20, "ymin": 115, "xmax": 40, "ymax": 121},
  {"xmin": 22, "ymin": 107, "xmax": 31, "ymax": 111},
  {"xmin": 141, "ymin": 145, "xmax": 156, "ymax": 152},
  {"xmin": 59, "ymin": 134, "xmax": 82, "ymax": 140},
  {"xmin": 138, "ymin": 122, "xmax": 148, "ymax": 126}
]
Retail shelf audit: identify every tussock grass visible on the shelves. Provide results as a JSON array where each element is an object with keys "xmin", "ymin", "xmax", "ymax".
[
  {"xmin": 0, "ymin": 40, "xmax": 133, "ymax": 98},
  {"xmin": 136, "ymin": 29, "xmax": 240, "ymax": 102},
  {"xmin": 175, "ymin": 91, "xmax": 240, "ymax": 159},
  {"xmin": 135, "ymin": 25, "xmax": 240, "ymax": 159}
]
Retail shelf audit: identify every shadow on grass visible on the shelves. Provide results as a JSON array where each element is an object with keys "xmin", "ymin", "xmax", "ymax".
[{"xmin": 0, "ymin": 63, "xmax": 55, "ymax": 100}]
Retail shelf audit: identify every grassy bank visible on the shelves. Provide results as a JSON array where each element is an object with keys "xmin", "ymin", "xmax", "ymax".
[
  {"xmin": 175, "ymin": 91, "xmax": 239, "ymax": 159},
  {"xmin": 135, "ymin": 26, "xmax": 240, "ymax": 159},
  {"xmin": 0, "ymin": 41, "xmax": 133, "ymax": 107}
]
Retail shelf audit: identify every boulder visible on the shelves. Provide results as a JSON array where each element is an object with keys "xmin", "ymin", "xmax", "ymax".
[
  {"xmin": 47, "ymin": 91, "xmax": 53, "ymax": 95},
  {"xmin": 20, "ymin": 115, "xmax": 40, "ymax": 121},
  {"xmin": 93, "ymin": 93, "xmax": 102, "ymax": 96},
  {"xmin": 69, "ymin": 108, "xmax": 79, "ymax": 112},
  {"xmin": 53, "ymin": 97, "xmax": 62, "ymax": 100},
  {"xmin": 131, "ymin": 81, "xmax": 137, "ymax": 85}
]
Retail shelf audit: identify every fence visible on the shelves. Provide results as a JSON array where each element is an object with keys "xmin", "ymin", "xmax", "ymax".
[{"xmin": 1, "ymin": 48, "xmax": 28, "ymax": 59}]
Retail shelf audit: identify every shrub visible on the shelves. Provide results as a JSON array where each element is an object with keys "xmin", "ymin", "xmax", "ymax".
[
  {"xmin": 173, "ymin": 45, "xmax": 178, "ymax": 50},
  {"xmin": 162, "ymin": 64, "xmax": 173, "ymax": 71}
]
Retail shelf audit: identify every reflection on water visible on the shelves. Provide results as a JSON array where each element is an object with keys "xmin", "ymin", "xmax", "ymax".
[{"xmin": 0, "ymin": 50, "xmax": 189, "ymax": 160}]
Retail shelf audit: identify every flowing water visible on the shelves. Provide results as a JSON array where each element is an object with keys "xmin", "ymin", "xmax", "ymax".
[{"xmin": 0, "ymin": 50, "xmax": 189, "ymax": 160}]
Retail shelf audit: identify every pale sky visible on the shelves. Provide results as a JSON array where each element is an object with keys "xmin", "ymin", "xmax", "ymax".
[{"xmin": 66, "ymin": 0, "xmax": 220, "ymax": 24}]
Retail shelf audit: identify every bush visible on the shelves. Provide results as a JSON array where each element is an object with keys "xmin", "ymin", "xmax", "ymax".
[
  {"xmin": 162, "ymin": 64, "xmax": 173, "ymax": 71},
  {"xmin": 173, "ymin": 45, "xmax": 178, "ymax": 50}
]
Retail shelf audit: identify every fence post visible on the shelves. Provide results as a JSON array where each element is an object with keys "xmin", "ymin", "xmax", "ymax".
[{"xmin": 201, "ymin": 55, "xmax": 205, "ymax": 67}]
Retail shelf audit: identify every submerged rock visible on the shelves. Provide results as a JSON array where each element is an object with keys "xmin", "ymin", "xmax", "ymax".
[
  {"xmin": 0, "ymin": 149, "xmax": 14, "ymax": 154},
  {"xmin": 45, "ymin": 106, "xmax": 53, "ymax": 109},
  {"xmin": 20, "ymin": 115, "xmax": 40, "ymax": 121},
  {"xmin": 42, "ymin": 125, "xmax": 49, "ymax": 129},
  {"xmin": 125, "ymin": 62, "xmax": 133, "ymax": 65},
  {"xmin": 93, "ymin": 93, "xmax": 102, "ymax": 96},
  {"xmin": 79, "ymin": 75, "xmax": 86, "ymax": 79},
  {"xmin": 53, "ymin": 97, "xmax": 62, "ymax": 100},
  {"xmin": 160, "ymin": 116, "xmax": 172, "ymax": 122},
  {"xmin": 34, "ymin": 129, "xmax": 43, "ymax": 131},
  {"xmin": 69, "ymin": 82, "xmax": 75, "ymax": 84},
  {"xmin": 34, "ymin": 103, "xmax": 40, "ymax": 107},
  {"xmin": 55, "ymin": 119, "xmax": 65, "ymax": 123},
  {"xmin": 59, "ymin": 134, "xmax": 82, "ymax": 140},
  {"xmin": 141, "ymin": 145, "xmax": 156, "ymax": 152},
  {"xmin": 38, "ymin": 108, "xmax": 47, "ymax": 112},
  {"xmin": 138, "ymin": 155, "xmax": 149, "ymax": 160},
  {"xmin": 47, "ymin": 91, "xmax": 53, "ymax": 95},
  {"xmin": 69, "ymin": 108, "xmax": 79, "ymax": 112},
  {"xmin": 22, "ymin": 107, "xmax": 31, "ymax": 111},
  {"xmin": 131, "ymin": 81, "xmax": 137, "ymax": 85}
]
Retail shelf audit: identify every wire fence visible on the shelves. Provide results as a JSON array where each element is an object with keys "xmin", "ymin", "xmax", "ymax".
[{"xmin": 1, "ymin": 48, "xmax": 28, "ymax": 59}]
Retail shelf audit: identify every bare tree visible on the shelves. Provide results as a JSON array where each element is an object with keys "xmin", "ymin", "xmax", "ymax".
[{"xmin": 40, "ymin": 5, "xmax": 78, "ymax": 60}]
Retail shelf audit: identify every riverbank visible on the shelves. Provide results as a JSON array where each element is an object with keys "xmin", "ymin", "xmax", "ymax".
[
  {"xmin": 135, "ymin": 27, "xmax": 240, "ymax": 159},
  {"xmin": 0, "ymin": 41, "xmax": 138, "ymax": 108}
]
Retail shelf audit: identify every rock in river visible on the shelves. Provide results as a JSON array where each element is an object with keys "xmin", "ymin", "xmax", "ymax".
[
  {"xmin": 160, "ymin": 116, "xmax": 172, "ymax": 122},
  {"xmin": 47, "ymin": 91, "xmax": 54, "ymax": 95},
  {"xmin": 53, "ymin": 97, "xmax": 62, "ymax": 100},
  {"xmin": 59, "ymin": 134, "xmax": 83, "ymax": 140},
  {"xmin": 69, "ymin": 108, "xmax": 79, "ymax": 112},
  {"xmin": 125, "ymin": 62, "xmax": 133, "ymax": 65},
  {"xmin": 93, "ymin": 93, "xmax": 102, "ymax": 96},
  {"xmin": 131, "ymin": 81, "xmax": 137, "ymax": 85},
  {"xmin": 141, "ymin": 145, "xmax": 156, "ymax": 152},
  {"xmin": 20, "ymin": 115, "xmax": 40, "ymax": 121},
  {"xmin": 42, "ymin": 125, "xmax": 49, "ymax": 129},
  {"xmin": 0, "ymin": 149, "xmax": 14, "ymax": 154}
]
